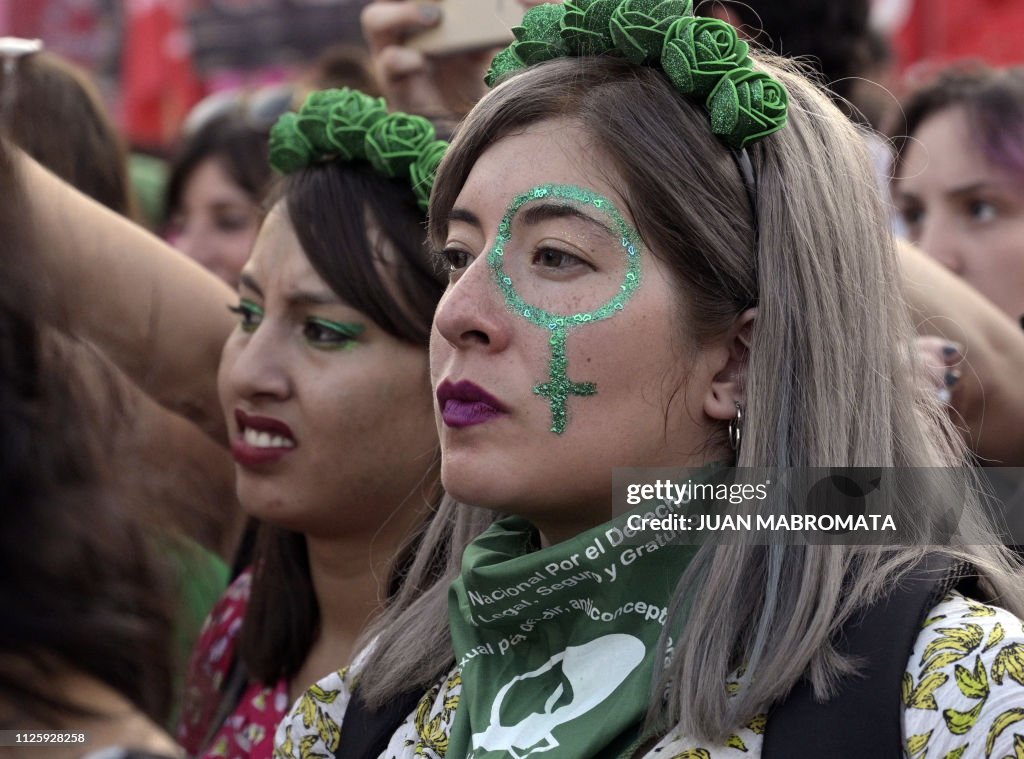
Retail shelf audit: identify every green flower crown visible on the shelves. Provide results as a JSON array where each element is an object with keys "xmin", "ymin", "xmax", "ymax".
[
  {"xmin": 268, "ymin": 88, "xmax": 448, "ymax": 212},
  {"xmin": 485, "ymin": 0, "xmax": 789, "ymax": 150}
]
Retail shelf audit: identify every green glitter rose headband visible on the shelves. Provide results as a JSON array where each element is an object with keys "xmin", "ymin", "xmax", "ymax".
[
  {"xmin": 484, "ymin": 0, "xmax": 789, "ymax": 151},
  {"xmin": 268, "ymin": 87, "xmax": 448, "ymax": 212}
]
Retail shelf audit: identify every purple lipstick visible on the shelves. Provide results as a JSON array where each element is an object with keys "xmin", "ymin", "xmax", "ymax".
[{"xmin": 437, "ymin": 379, "xmax": 508, "ymax": 428}]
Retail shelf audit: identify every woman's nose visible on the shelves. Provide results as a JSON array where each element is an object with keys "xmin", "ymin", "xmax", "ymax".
[
  {"xmin": 221, "ymin": 324, "xmax": 292, "ymax": 403},
  {"xmin": 432, "ymin": 257, "xmax": 510, "ymax": 354},
  {"xmin": 918, "ymin": 215, "xmax": 965, "ymax": 276}
]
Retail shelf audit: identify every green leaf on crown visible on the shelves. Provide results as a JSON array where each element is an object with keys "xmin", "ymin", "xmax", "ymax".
[
  {"xmin": 365, "ymin": 113, "xmax": 437, "ymax": 179},
  {"xmin": 269, "ymin": 112, "xmax": 314, "ymax": 173},
  {"xmin": 410, "ymin": 140, "xmax": 448, "ymax": 212},
  {"xmin": 295, "ymin": 89, "xmax": 348, "ymax": 155},
  {"xmin": 324, "ymin": 89, "xmax": 388, "ymax": 162},
  {"xmin": 485, "ymin": 45, "xmax": 527, "ymax": 88},
  {"xmin": 707, "ymin": 67, "xmax": 789, "ymax": 149},
  {"xmin": 511, "ymin": 3, "xmax": 570, "ymax": 65},
  {"xmin": 560, "ymin": 0, "xmax": 618, "ymax": 55},
  {"xmin": 662, "ymin": 16, "xmax": 751, "ymax": 97},
  {"xmin": 609, "ymin": 0, "xmax": 693, "ymax": 66}
]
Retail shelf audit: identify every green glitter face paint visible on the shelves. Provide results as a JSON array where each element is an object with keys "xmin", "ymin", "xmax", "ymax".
[
  {"xmin": 304, "ymin": 318, "xmax": 365, "ymax": 351},
  {"xmin": 488, "ymin": 184, "xmax": 643, "ymax": 434}
]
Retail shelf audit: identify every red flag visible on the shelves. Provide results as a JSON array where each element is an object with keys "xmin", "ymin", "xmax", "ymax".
[
  {"xmin": 121, "ymin": 0, "xmax": 204, "ymax": 148},
  {"xmin": 890, "ymin": 0, "xmax": 1024, "ymax": 72}
]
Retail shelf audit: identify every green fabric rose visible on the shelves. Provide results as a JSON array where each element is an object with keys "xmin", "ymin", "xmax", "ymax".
[
  {"xmin": 484, "ymin": 45, "xmax": 527, "ymax": 88},
  {"xmin": 662, "ymin": 16, "xmax": 751, "ymax": 97},
  {"xmin": 409, "ymin": 139, "xmax": 447, "ymax": 212},
  {"xmin": 295, "ymin": 89, "xmax": 347, "ymax": 155},
  {"xmin": 511, "ymin": 3, "xmax": 570, "ymax": 65},
  {"xmin": 707, "ymin": 67, "xmax": 790, "ymax": 149},
  {"xmin": 324, "ymin": 89, "xmax": 388, "ymax": 161},
  {"xmin": 365, "ymin": 113, "xmax": 437, "ymax": 178},
  {"xmin": 560, "ymin": 0, "xmax": 618, "ymax": 55},
  {"xmin": 269, "ymin": 112, "xmax": 314, "ymax": 173},
  {"xmin": 609, "ymin": 0, "xmax": 692, "ymax": 65}
]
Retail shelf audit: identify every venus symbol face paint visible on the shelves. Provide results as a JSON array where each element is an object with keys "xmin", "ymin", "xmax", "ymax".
[
  {"xmin": 488, "ymin": 184, "xmax": 643, "ymax": 433},
  {"xmin": 431, "ymin": 118, "xmax": 727, "ymax": 539}
]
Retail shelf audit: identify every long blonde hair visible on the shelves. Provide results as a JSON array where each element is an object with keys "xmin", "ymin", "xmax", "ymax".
[{"xmin": 358, "ymin": 54, "xmax": 1024, "ymax": 741}]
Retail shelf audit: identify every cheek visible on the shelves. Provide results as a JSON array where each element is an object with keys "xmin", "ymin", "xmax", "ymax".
[
  {"xmin": 216, "ymin": 338, "xmax": 241, "ymax": 418},
  {"xmin": 569, "ymin": 326, "xmax": 688, "ymax": 451},
  {"xmin": 332, "ymin": 352, "xmax": 433, "ymax": 429},
  {"xmin": 987, "ymin": 227, "xmax": 1024, "ymax": 266},
  {"xmin": 429, "ymin": 326, "xmax": 450, "ymax": 386}
]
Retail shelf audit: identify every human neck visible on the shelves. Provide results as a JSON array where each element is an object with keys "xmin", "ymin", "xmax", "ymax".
[
  {"xmin": 292, "ymin": 500, "xmax": 425, "ymax": 696},
  {"xmin": 305, "ymin": 533, "xmax": 395, "ymax": 652}
]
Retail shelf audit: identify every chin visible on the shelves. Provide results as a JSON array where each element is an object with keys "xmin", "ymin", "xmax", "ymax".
[
  {"xmin": 236, "ymin": 480, "xmax": 302, "ymax": 530},
  {"xmin": 440, "ymin": 453, "xmax": 510, "ymax": 511}
]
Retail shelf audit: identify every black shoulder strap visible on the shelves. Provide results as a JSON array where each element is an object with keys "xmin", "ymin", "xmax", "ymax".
[
  {"xmin": 762, "ymin": 554, "xmax": 978, "ymax": 758},
  {"xmin": 333, "ymin": 686, "xmax": 426, "ymax": 759}
]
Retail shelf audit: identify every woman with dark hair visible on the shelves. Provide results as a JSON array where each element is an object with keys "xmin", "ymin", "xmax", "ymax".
[
  {"xmin": 15, "ymin": 89, "xmax": 449, "ymax": 759},
  {"xmin": 893, "ymin": 64, "xmax": 1024, "ymax": 325},
  {"xmin": 891, "ymin": 64, "xmax": 1024, "ymax": 468},
  {"xmin": 0, "ymin": 139, "xmax": 180, "ymax": 757},
  {"xmin": 0, "ymin": 41, "xmax": 135, "ymax": 218},
  {"xmin": 164, "ymin": 108, "xmax": 278, "ymax": 288},
  {"xmin": 281, "ymin": 4, "xmax": 1024, "ymax": 757}
]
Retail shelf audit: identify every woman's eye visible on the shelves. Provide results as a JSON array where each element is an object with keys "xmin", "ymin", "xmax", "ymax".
[
  {"xmin": 227, "ymin": 300, "xmax": 263, "ymax": 333},
  {"xmin": 532, "ymin": 247, "xmax": 587, "ymax": 270},
  {"xmin": 439, "ymin": 247, "xmax": 472, "ymax": 272},
  {"xmin": 215, "ymin": 214, "xmax": 252, "ymax": 233},
  {"xmin": 898, "ymin": 205, "xmax": 924, "ymax": 230},
  {"xmin": 968, "ymin": 200, "xmax": 998, "ymax": 223},
  {"xmin": 303, "ymin": 318, "xmax": 365, "ymax": 350},
  {"xmin": 166, "ymin": 213, "xmax": 187, "ymax": 238}
]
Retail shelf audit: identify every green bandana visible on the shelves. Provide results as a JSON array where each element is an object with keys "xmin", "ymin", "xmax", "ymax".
[{"xmin": 447, "ymin": 506, "xmax": 700, "ymax": 758}]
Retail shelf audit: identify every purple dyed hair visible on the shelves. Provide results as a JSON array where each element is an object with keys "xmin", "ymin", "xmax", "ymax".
[{"xmin": 893, "ymin": 63, "xmax": 1024, "ymax": 183}]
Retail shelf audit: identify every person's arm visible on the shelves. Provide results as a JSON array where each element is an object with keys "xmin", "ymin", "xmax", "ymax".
[
  {"xmin": 14, "ymin": 148, "xmax": 236, "ymax": 445},
  {"xmin": 898, "ymin": 239, "xmax": 1024, "ymax": 465}
]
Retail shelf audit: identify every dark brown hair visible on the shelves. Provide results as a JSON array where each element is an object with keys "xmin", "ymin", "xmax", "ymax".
[
  {"xmin": 165, "ymin": 110, "xmax": 275, "ymax": 225},
  {"xmin": 0, "ymin": 139, "xmax": 176, "ymax": 727},
  {"xmin": 0, "ymin": 51, "xmax": 133, "ymax": 217}
]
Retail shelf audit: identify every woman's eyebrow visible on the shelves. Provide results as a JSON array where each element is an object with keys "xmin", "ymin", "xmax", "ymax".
[
  {"xmin": 238, "ymin": 271, "xmax": 263, "ymax": 296},
  {"xmin": 518, "ymin": 202, "xmax": 616, "ymax": 238},
  {"xmin": 448, "ymin": 207, "xmax": 482, "ymax": 229},
  {"xmin": 947, "ymin": 181, "xmax": 1004, "ymax": 199},
  {"xmin": 283, "ymin": 289, "xmax": 341, "ymax": 308}
]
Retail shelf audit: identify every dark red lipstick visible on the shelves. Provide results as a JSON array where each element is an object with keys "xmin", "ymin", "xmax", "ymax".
[
  {"xmin": 437, "ymin": 379, "xmax": 508, "ymax": 428},
  {"xmin": 231, "ymin": 409, "xmax": 298, "ymax": 467}
]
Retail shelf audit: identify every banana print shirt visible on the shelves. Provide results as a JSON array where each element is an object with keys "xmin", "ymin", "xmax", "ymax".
[{"xmin": 273, "ymin": 592, "xmax": 1024, "ymax": 758}]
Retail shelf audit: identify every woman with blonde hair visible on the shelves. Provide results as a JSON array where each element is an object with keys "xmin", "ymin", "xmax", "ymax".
[{"xmin": 278, "ymin": 3, "xmax": 1024, "ymax": 757}]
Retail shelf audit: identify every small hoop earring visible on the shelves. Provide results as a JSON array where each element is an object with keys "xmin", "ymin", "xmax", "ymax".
[{"xmin": 728, "ymin": 401, "xmax": 744, "ymax": 454}]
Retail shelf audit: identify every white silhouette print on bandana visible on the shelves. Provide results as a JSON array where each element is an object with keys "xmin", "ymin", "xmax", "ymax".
[{"xmin": 471, "ymin": 634, "xmax": 645, "ymax": 758}]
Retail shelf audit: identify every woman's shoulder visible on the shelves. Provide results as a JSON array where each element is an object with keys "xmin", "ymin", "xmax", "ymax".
[
  {"xmin": 902, "ymin": 590, "xmax": 1024, "ymax": 758},
  {"xmin": 645, "ymin": 592, "xmax": 1024, "ymax": 759},
  {"xmin": 177, "ymin": 568, "xmax": 253, "ymax": 752},
  {"xmin": 272, "ymin": 663, "xmax": 364, "ymax": 759},
  {"xmin": 274, "ymin": 663, "xmax": 461, "ymax": 759}
]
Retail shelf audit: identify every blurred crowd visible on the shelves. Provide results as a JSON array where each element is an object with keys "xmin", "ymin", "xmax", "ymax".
[{"xmin": 3, "ymin": 1, "xmax": 1024, "ymax": 758}]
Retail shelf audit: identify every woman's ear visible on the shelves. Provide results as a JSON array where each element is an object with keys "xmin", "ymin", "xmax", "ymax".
[{"xmin": 703, "ymin": 308, "xmax": 757, "ymax": 421}]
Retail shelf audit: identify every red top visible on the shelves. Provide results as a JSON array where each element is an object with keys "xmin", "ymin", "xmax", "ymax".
[{"xmin": 178, "ymin": 568, "xmax": 290, "ymax": 759}]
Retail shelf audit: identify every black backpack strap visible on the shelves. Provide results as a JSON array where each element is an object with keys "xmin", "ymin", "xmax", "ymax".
[
  {"xmin": 333, "ymin": 686, "xmax": 426, "ymax": 759},
  {"xmin": 762, "ymin": 554, "xmax": 976, "ymax": 758}
]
